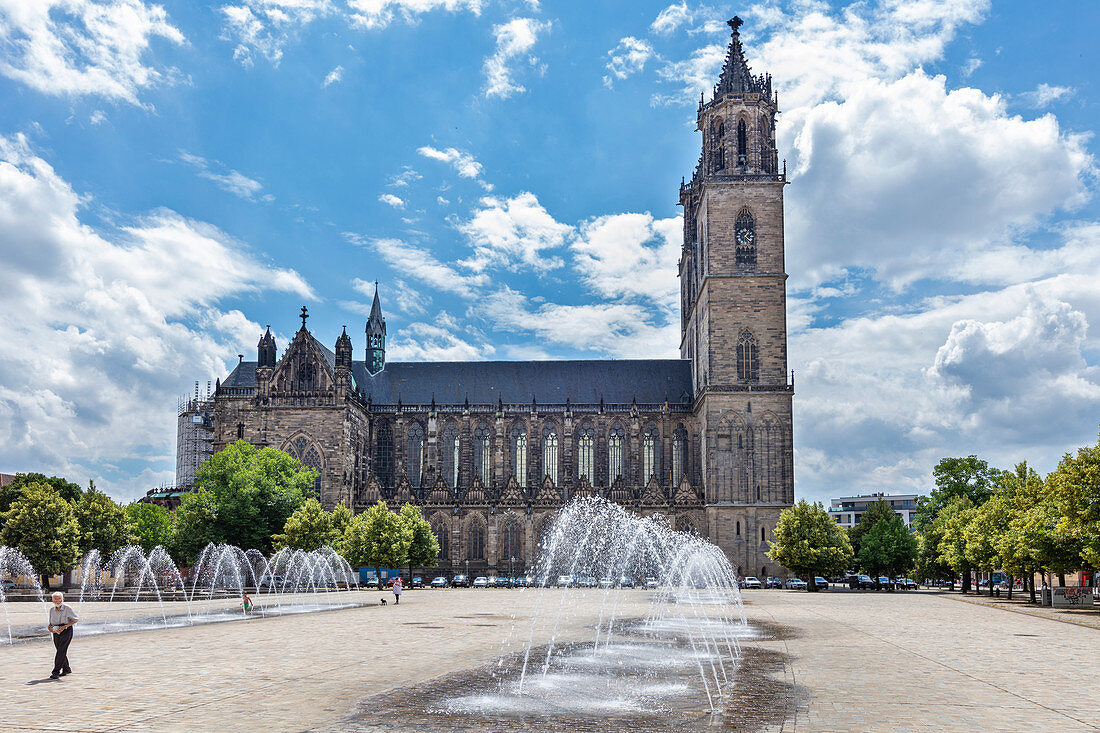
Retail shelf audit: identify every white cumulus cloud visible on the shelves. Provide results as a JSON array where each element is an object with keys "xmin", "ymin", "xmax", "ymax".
[{"xmin": 483, "ymin": 17, "xmax": 549, "ymax": 99}]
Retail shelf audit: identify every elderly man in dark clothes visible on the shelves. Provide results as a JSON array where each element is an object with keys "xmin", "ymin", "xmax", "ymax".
[{"xmin": 47, "ymin": 591, "xmax": 78, "ymax": 679}]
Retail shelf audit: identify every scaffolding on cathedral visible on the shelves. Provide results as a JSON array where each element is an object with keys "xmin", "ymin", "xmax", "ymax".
[{"xmin": 175, "ymin": 381, "xmax": 215, "ymax": 491}]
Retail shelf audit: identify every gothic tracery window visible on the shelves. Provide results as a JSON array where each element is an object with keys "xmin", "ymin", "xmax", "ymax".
[
  {"xmin": 432, "ymin": 518, "xmax": 449, "ymax": 560},
  {"xmin": 737, "ymin": 330, "xmax": 760, "ymax": 382},
  {"xmin": 408, "ymin": 423, "xmax": 425, "ymax": 488},
  {"xmin": 442, "ymin": 423, "xmax": 460, "ymax": 488},
  {"xmin": 474, "ymin": 422, "xmax": 491, "ymax": 486},
  {"xmin": 577, "ymin": 423, "xmax": 595, "ymax": 485},
  {"xmin": 643, "ymin": 424, "xmax": 659, "ymax": 482},
  {"xmin": 715, "ymin": 120, "xmax": 725, "ymax": 170},
  {"xmin": 466, "ymin": 521, "xmax": 484, "ymax": 560},
  {"xmin": 737, "ymin": 118, "xmax": 747, "ymax": 164},
  {"xmin": 735, "ymin": 209, "xmax": 756, "ymax": 267},
  {"xmin": 511, "ymin": 423, "xmax": 528, "ymax": 488},
  {"xmin": 374, "ymin": 421, "xmax": 394, "ymax": 489},
  {"xmin": 608, "ymin": 422, "xmax": 625, "ymax": 485},
  {"xmin": 672, "ymin": 425, "xmax": 687, "ymax": 486},
  {"xmin": 542, "ymin": 424, "xmax": 559, "ymax": 485}
]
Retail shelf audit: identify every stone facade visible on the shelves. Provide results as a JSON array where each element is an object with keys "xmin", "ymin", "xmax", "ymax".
[{"xmin": 201, "ymin": 18, "xmax": 794, "ymax": 579}]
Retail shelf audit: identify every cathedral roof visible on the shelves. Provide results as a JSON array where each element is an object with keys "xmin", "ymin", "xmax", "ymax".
[{"xmin": 223, "ymin": 358, "xmax": 694, "ymax": 405}]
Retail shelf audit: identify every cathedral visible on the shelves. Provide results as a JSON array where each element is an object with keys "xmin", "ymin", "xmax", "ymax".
[{"xmin": 205, "ymin": 18, "xmax": 794, "ymax": 579}]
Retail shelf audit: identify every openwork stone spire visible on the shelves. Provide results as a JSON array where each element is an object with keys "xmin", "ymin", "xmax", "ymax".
[{"xmin": 713, "ymin": 16, "xmax": 771, "ymax": 98}]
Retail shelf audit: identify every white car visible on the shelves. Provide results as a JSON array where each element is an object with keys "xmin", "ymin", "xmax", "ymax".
[
  {"xmin": 742, "ymin": 576, "xmax": 762, "ymax": 589},
  {"xmin": 555, "ymin": 575, "xmax": 575, "ymax": 588},
  {"xmin": 472, "ymin": 576, "xmax": 489, "ymax": 588},
  {"xmin": 785, "ymin": 578, "xmax": 807, "ymax": 590}
]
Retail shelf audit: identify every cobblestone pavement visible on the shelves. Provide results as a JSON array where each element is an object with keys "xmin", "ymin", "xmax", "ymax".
[
  {"xmin": 747, "ymin": 589, "xmax": 1100, "ymax": 732},
  {"xmin": 0, "ymin": 589, "xmax": 1096, "ymax": 732}
]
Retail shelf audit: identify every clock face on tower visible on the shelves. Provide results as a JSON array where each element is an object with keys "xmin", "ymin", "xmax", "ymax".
[{"xmin": 736, "ymin": 228, "xmax": 754, "ymax": 248}]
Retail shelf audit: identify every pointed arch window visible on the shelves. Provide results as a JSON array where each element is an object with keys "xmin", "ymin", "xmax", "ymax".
[
  {"xmin": 577, "ymin": 423, "xmax": 595, "ymax": 484},
  {"xmin": 737, "ymin": 118, "xmax": 747, "ymax": 164},
  {"xmin": 474, "ymin": 423, "xmax": 491, "ymax": 486},
  {"xmin": 735, "ymin": 209, "xmax": 756, "ymax": 267},
  {"xmin": 511, "ymin": 424, "xmax": 528, "ymax": 488},
  {"xmin": 432, "ymin": 518, "xmax": 449, "ymax": 560},
  {"xmin": 737, "ymin": 330, "xmax": 760, "ymax": 382},
  {"xmin": 542, "ymin": 424, "xmax": 559, "ymax": 485},
  {"xmin": 466, "ymin": 521, "xmax": 484, "ymax": 560},
  {"xmin": 442, "ymin": 423, "xmax": 460, "ymax": 488},
  {"xmin": 608, "ymin": 422, "xmax": 625, "ymax": 485},
  {"xmin": 672, "ymin": 425, "xmax": 688, "ymax": 485},
  {"xmin": 374, "ymin": 421, "xmax": 394, "ymax": 489},
  {"xmin": 408, "ymin": 423, "xmax": 425, "ymax": 488},
  {"xmin": 642, "ymin": 424, "xmax": 659, "ymax": 483},
  {"xmin": 714, "ymin": 120, "xmax": 725, "ymax": 170}
]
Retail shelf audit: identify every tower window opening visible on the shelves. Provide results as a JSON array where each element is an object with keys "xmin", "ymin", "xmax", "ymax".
[
  {"xmin": 737, "ymin": 330, "xmax": 760, "ymax": 382},
  {"xmin": 737, "ymin": 118, "xmax": 747, "ymax": 165},
  {"xmin": 474, "ymin": 423, "xmax": 491, "ymax": 486}
]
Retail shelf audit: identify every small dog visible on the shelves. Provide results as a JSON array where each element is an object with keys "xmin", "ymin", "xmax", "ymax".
[{"xmin": 380, "ymin": 598, "xmax": 387, "ymax": 606}]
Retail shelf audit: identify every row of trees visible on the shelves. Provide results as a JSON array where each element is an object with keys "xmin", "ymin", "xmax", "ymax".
[
  {"xmin": 766, "ymin": 496, "xmax": 917, "ymax": 589},
  {"xmin": 0, "ymin": 442, "xmax": 441, "ymax": 585},
  {"xmin": 915, "ymin": 447, "xmax": 1099, "ymax": 599},
  {"xmin": 275, "ymin": 499, "xmax": 440, "ymax": 587}
]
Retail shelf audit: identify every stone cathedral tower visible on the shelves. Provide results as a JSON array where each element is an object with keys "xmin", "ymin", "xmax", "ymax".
[{"xmin": 679, "ymin": 17, "xmax": 794, "ymax": 578}]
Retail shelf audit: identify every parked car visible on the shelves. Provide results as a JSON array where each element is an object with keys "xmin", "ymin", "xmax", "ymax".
[
  {"xmin": 619, "ymin": 576, "xmax": 635, "ymax": 588},
  {"xmin": 493, "ymin": 576, "xmax": 510, "ymax": 588},
  {"xmin": 410, "ymin": 576, "xmax": 424, "ymax": 588},
  {"xmin": 259, "ymin": 575, "xmax": 286, "ymax": 589},
  {"xmin": 1, "ymin": 578, "xmax": 16, "ymax": 591},
  {"xmin": 430, "ymin": 576, "xmax": 448, "ymax": 588},
  {"xmin": 741, "ymin": 576, "xmax": 762, "ymax": 589},
  {"xmin": 877, "ymin": 576, "xmax": 893, "ymax": 590},
  {"xmin": 556, "ymin": 575, "xmax": 575, "ymax": 588},
  {"xmin": 644, "ymin": 577, "xmax": 659, "ymax": 590},
  {"xmin": 853, "ymin": 574, "xmax": 875, "ymax": 590},
  {"xmin": 578, "ymin": 577, "xmax": 598, "ymax": 588},
  {"xmin": 451, "ymin": 574, "xmax": 470, "ymax": 588},
  {"xmin": 517, "ymin": 576, "xmax": 535, "ymax": 588},
  {"xmin": 598, "ymin": 577, "xmax": 615, "ymax": 589},
  {"xmin": 813, "ymin": 576, "xmax": 829, "ymax": 591},
  {"xmin": 785, "ymin": 578, "xmax": 807, "ymax": 590},
  {"xmin": 472, "ymin": 576, "xmax": 490, "ymax": 588}
]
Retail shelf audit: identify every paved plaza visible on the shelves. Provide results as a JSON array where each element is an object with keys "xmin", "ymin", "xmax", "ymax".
[{"xmin": 0, "ymin": 589, "xmax": 1096, "ymax": 732}]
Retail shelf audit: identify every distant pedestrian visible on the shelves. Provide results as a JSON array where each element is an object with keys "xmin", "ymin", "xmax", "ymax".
[
  {"xmin": 392, "ymin": 577, "xmax": 403, "ymax": 605},
  {"xmin": 47, "ymin": 591, "xmax": 78, "ymax": 679}
]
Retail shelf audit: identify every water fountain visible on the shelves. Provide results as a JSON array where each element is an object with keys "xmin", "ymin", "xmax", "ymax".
[
  {"xmin": 1, "ymin": 543, "xmax": 364, "ymax": 643},
  {"xmin": 385, "ymin": 497, "xmax": 756, "ymax": 729},
  {"xmin": 0, "ymin": 546, "xmax": 44, "ymax": 644}
]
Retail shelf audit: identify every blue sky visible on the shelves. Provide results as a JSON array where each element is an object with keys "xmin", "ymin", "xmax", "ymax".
[{"xmin": 1, "ymin": 0, "xmax": 1098, "ymax": 504}]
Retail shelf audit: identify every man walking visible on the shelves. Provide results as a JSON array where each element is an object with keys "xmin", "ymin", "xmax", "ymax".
[
  {"xmin": 47, "ymin": 591, "xmax": 78, "ymax": 679},
  {"xmin": 392, "ymin": 576, "xmax": 403, "ymax": 605}
]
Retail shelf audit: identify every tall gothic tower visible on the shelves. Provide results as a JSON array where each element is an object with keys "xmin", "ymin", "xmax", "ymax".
[{"xmin": 679, "ymin": 17, "xmax": 794, "ymax": 578}]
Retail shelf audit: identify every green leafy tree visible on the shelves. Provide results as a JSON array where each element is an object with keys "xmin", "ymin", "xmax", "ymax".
[
  {"xmin": 916, "ymin": 522, "xmax": 954, "ymax": 585},
  {"xmin": 915, "ymin": 456, "xmax": 998, "ymax": 531},
  {"xmin": 400, "ymin": 503, "xmax": 440, "ymax": 577},
  {"xmin": 1045, "ymin": 435, "xmax": 1100, "ymax": 568},
  {"xmin": 767, "ymin": 500, "xmax": 853, "ymax": 590},
  {"xmin": 331, "ymin": 503, "xmax": 354, "ymax": 538},
  {"xmin": 73, "ymin": 482, "xmax": 130, "ymax": 558},
  {"xmin": 0, "ymin": 482, "xmax": 80, "ymax": 586},
  {"xmin": 170, "ymin": 490, "xmax": 222, "ymax": 564},
  {"xmin": 859, "ymin": 513, "xmax": 918, "ymax": 581},
  {"xmin": 124, "ymin": 502, "xmax": 174, "ymax": 553},
  {"xmin": 847, "ymin": 499, "xmax": 899, "ymax": 569},
  {"xmin": 172, "ymin": 441, "xmax": 315, "ymax": 561},
  {"xmin": 0, "ymin": 473, "xmax": 82, "ymax": 532},
  {"xmin": 936, "ymin": 496, "xmax": 976, "ymax": 589},
  {"xmin": 341, "ymin": 501, "xmax": 411, "ymax": 588},
  {"xmin": 272, "ymin": 499, "xmax": 338, "ymax": 551}
]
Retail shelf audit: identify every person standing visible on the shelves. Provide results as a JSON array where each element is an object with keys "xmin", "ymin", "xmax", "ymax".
[
  {"xmin": 47, "ymin": 591, "xmax": 78, "ymax": 679},
  {"xmin": 392, "ymin": 576, "xmax": 403, "ymax": 605}
]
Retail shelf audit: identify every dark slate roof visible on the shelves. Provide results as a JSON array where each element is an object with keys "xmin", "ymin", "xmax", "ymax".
[
  {"xmin": 223, "ymin": 359, "xmax": 693, "ymax": 404},
  {"xmin": 353, "ymin": 360, "xmax": 693, "ymax": 405},
  {"xmin": 223, "ymin": 361, "xmax": 256, "ymax": 389},
  {"xmin": 223, "ymin": 359, "xmax": 694, "ymax": 404}
]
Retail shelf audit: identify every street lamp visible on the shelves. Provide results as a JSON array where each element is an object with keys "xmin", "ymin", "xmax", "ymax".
[{"xmin": 510, "ymin": 555, "xmax": 515, "ymax": 578}]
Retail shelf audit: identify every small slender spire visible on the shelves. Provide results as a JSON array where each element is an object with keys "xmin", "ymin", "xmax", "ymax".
[{"xmin": 299, "ymin": 305, "xmax": 309, "ymax": 330}]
